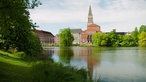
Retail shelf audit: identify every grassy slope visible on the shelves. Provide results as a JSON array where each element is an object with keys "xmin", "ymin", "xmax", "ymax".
[
  {"xmin": 0, "ymin": 50, "xmax": 32, "ymax": 81},
  {"xmin": 0, "ymin": 50, "xmax": 89, "ymax": 82}
]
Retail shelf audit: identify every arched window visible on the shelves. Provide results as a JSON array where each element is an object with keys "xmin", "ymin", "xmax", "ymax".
[{"xmin": 87, "ymin": 35, "xmax": 92, "ymax": 43}]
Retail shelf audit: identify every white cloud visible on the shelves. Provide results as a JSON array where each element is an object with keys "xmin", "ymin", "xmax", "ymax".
[{"xmin": 30, "ymin": 0, "xmax": 146, "ymax": 34}]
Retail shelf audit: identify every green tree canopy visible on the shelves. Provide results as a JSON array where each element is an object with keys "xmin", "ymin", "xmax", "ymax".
[
  {"xmin": 138, "ymin": 32, "xmax": 146, "ymax": 47},
  {"xmin": 0, "ymin": 0, "xmax": 42, "ymax": 56},
  {"xmin": 107, "ymin": 29, "xmax": 119, "ymax": 47},
  {"xmin": 92, "ymin": 32, "xmax": 108, "ymax": 46},
  {"xmin": 59, "ymin": 28, "xmax": 74, "ymax": 47},
  {"xmin": 121, "ymin": 35, "xmax": 135, "ymax": 47},
  {"xmin": 139, "ymin": 25, "xmax": 146, "ymax": 33}
]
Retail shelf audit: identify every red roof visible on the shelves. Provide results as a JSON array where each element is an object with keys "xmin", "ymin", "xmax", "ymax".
[
  {"xmin": 88, "ymin": 24, "xmax": 100, "ymax": 27},
  {"xmin": 34, "ymin": 30, "xmax": 54, "ymax": 37},
  {"xmin": 87, "ymin": 27, "xmax": 100, "ymax": 31}
]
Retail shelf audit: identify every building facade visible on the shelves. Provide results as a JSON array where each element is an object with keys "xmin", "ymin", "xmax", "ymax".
[
  {"xmin": 81, "ymin": 6, "xmax": 100, "ymax": 44},
  {"xmin": 70, "ymin": 29, "xmax": 82, "ymax": 44},
  {"xmin": 34, "ymin": 30, "xmax": 54, "ymax": 44},
  {"xmin": 56, "ymin": 5, "xmax": 101, "ymax": 44},
  {"xmin": 81, "ymin": 24, "xmax": 100, "ymax": 43}
]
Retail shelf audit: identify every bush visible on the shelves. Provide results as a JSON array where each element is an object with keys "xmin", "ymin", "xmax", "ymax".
[{"xmin": 31, "ymin": 61, "xmax": 88, "ymax": 82}]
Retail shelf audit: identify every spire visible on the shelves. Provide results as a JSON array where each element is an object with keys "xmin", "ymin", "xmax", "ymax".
[
  {"xmin": 88, "ymin": 5, "xmax": 93, "ymax": 16},
  {"xmin": 87, "ymin": 5, "xmax": 93, "ymax": 26}
]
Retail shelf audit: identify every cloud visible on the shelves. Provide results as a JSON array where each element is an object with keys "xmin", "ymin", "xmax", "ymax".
[{"xmin": 30, "ymin": 0, "xmax": 146, "ymax": 34}]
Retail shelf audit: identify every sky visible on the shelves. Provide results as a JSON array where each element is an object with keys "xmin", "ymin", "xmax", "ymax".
[{"xmin": 29, "ymin": 0, "xmax": 146, "ymax": 35}]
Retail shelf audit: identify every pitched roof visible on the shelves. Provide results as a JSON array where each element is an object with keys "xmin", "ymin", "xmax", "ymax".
[
  {"xmin": 88, "ymin": 24, "xmax": 100, "ymax": 27},
  {"xmin": 85, "ymin": 27, "xmax": 100, "ymax": 32},
  {"xmin": 70, "ymin": 29, "xmax": 82, "ymax": 33},
  {"xmin": 34, "ymin": 30, "xmax": 54, "ymax": 37}
]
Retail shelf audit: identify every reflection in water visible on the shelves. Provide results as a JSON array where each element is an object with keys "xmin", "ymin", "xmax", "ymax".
[
  {"xmin": 58, "ymin": 47, "xmax": 101, "ymax": 80},
  {"xmin": 43, "ymin": 47, "xmax": 55, "ymax": 58},
  {"xmin": 59, "ymin": 47, "xmax": 74, "ymax": 64},
  {"xmin": 45, "ymin": 47, "xmax": 146, "ymax": 82},
  {"xmin": 86, "ymin": 47, "xmax": 101, "ymax": 80}
]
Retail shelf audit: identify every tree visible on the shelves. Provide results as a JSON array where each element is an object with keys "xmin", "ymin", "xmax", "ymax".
[
  {"xmin": 131, "ymin": 27, "xmax": 139, "ymax": 45},
  {"xmin": 107, "ymin": 29, "xmax": 118, "ymax": 47},
  {"xmin": 121, "ymin": 35, "xmax": 135, "ymax": 47},
  {"xmin": 92, "ymin": 32, "xmax": 108, "ymax": 46},
  {"xmin": 0, "ymin": 0, "xmax": 42, "ymax": 56},
  {"xmin": 138, "ymin": 32, "xmax": 146, "ymax": 47},
  {"xmin": 59, "ymin": 28, "xmax": 74, "ymax": 47},
  {"xmin": 92, "ymin": 32, "xmax": 101, "ymax": 46},
  {"xmin": 139, "ymin": 25, "xmax": 146, "ymax": 33}
]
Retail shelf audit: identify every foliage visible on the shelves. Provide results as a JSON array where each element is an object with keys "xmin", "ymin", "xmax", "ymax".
[
  {"xmin": 92, "ymin": 32, "xmax": 108, "ymax": 46},
  {"xmin": 138, "ymin": 32, "xmax": 146, "ymax": 47},
  {"xmin": 139, "ymin": 25, "xmax": 146, "ymax": 33},
  {"xmin": 131, "ymin": 27, "xmax": 139, "ymax": 46},
  {"xmin": 22, "ymin": 32, "xmax": 43, "ymax": 56},
  {"xmin": 32, "ymin": 61, "xmax": 88, "ymax": 82},
  {"xmin": 0, "ymin": 0, "xmax": 42, "ymax": 56},
  {"xmin": 107, "ymin": 29, "xmax": 119, "ymax": 47},
  {"xmin": 121, "ymin": 35, "xmax": 136, "ymax": 47},
  {"xmin": 92, "ymin": 28, "xmax": 140, "ymax": 47},
  {"xmin": 0, "ymin": 52, "xmax": 89, "ymax": 82},
  {"xmin": 59, "ymin": 28, "xmax": 74, "ymax": 47}
]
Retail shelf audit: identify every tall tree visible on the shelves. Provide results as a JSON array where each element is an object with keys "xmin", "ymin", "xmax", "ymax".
[
  {"xmin": 138, "ymin": 32, "xmax": 146, "ymax": 47},
  {"xmin": 131, "ymin": 27, "xmax": 139, "ymax": 46},
  {"xmin": 107, "ymin": 29, "xmax": 118, "ymax": 47},
  {"xmin": 92, "ymin": 32, "xmax": 108, "ymax": 46},
  {"xmin": 0, "ymin": 0, "xmax": 42, "ymax": 56},
  {"xmin": 139, "ymin": 25, "xmax": 146, "ymax": 33},
  {"xmin": 59, "ymin": 28, "xmax": 74, "ymax": 47}
]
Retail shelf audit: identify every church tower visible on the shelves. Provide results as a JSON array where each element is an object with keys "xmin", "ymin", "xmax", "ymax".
[{"xmin": 87, "ymin": 5, "xmax": 94, "ymax": 26}]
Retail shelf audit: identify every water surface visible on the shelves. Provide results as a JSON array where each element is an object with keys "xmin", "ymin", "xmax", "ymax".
[{"xmin": 44, "ymin": 47, "xmax": 146, "ymax": 82}]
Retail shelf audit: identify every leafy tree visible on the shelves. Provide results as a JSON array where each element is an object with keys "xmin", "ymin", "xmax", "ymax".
[
  {"xmin": 92, "ymin": 32, "xmax": 108, "ymax": 46},
  {"xmin": 139, "ymin": 25, "xmax": 146, "ymax": 33},
  {"xmin": 0, "ymin": 0, "xmax": 42, "ymax": 56},
  {"xmin": 138, "ymin": 32, "xmax": 146, "ymax": 47},
  {"xmin": 100, "ymin": 34, "xmax": 108, "ymax": 46},
  {"xmin": 59, "ymin": 28, "xmax": 74, "ymax": 47},
  {"xmin": 92, "ymin": 32, "xmax": 101, "ymax": 46},
  {"xmin": 107, "ymin": 29, "xmax": 118, "ymax": 47},
  {"xmin": 121, "ymin": 35, "xmax": 135, "ymax": 47},
  {"xmin": 131, "ymin": 27, "xmax": 139, "ymax": 45}
]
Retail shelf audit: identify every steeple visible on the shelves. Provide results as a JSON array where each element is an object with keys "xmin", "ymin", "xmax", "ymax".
[
  {"xmin": 88, "ymin": 5, "xmax": 93, "ymax": 16},
  {"xmin": 87, "ymin": 5, "xmax": 93, "ymax": 26}
]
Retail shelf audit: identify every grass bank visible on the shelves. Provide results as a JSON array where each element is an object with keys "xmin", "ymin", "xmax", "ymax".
[{"xmin": 0, "ymin": 50, "xmax": 92, "ymax": 82}]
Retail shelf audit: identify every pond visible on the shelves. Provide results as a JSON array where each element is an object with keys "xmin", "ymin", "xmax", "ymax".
[{"xmin": 44, "ymin": 47, "xmax": 146, "ymax": 82}]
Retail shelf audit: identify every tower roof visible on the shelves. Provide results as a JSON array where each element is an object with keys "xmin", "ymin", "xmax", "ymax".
[
  {"xmin": 88, "ymin": 24, "xmax": 100, "ymax": 27},
  {"xmin": 88, "ymin": 5, "xmax": 93, "ymax": 16}
]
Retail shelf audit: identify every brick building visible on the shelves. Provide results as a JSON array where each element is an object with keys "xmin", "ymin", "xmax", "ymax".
[
  {"xmin": 56, "ymin": 5, "xmax": 101, "ymax": 44},
  {"xmin": 80, "ymin": 6, "xmax": 101, "ymax": 44},
  {"xmin": 34, "ymin": 30, "xmax": 54, "ymax": 44}
]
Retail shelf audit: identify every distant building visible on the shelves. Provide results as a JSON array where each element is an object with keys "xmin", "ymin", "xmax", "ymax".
[
  {"xmin": 81, "ymin": 6, "xmax": 100, "ymax": 43},
  {"xmin": 68, "ymin": 5, "xmax": 101, "ymax": 44},
  {"xmin": 70, "ymin": 29, "xmax": 82, "ymax": 44},
  {"xmin": 104, "ymin": 29, "xmax": 131, "ymax": 35},
  {"xmin": 54, "ymin": 34, "xmax": 60, "ymax": 44},
  {"xmin": 57, "ymin": 5, "xmax": 129, "ymax": 44},
  {"xmin": 34, "ymin": 30, "xmax": 54, "ymax": 44}
]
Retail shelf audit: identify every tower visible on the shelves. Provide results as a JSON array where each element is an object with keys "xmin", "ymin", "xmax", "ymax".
[{"xmin": 87, "ymin": 5, "xmax": 93, "ymax": 26}]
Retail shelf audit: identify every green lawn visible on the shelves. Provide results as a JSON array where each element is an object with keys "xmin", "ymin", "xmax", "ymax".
[
  {"xmin": 0, "ymin": 50, "xmax": 32, "ymax": 81},
  {"xmin": 0, "ymin": 50, "xmax": 90, "ymax": 82}
]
